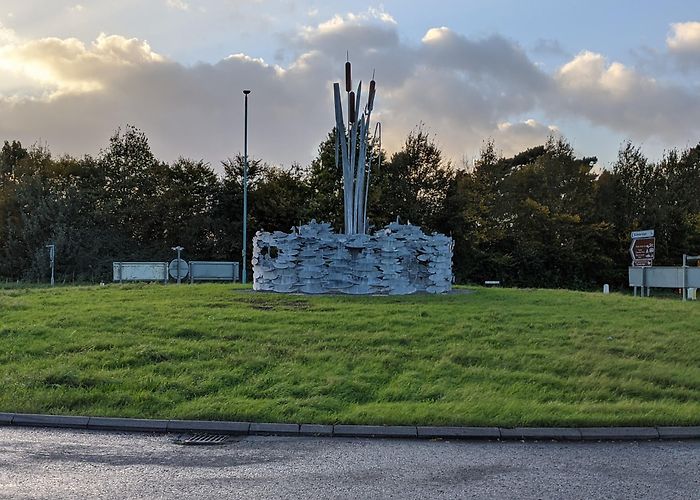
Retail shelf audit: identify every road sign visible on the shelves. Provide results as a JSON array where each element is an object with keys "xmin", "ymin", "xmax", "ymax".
[
  {"xmin": 631, "ymin": 229, "xmax": 654, "ymax": 239},
  {"xmin": 169, "ymin": 259, "xmax": 189, "ymax": 280},
  {"xmin": 630, "ymin": 237, "xmax": 655, "ymax": 266}
]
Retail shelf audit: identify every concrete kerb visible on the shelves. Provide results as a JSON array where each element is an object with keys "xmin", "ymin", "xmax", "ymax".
[
  {"xmin": 87, "ymin": 417, "xmax": 169, "ymax": 433},
  {"xmin": 167, "ymin": 420, "xmax": 250, "ymax": 435},
  {"xmin": 0, "ymin": 413, "xmax": 16, "ymax": 425},
  {"xmin": 12, "ymin": 413, "xmax": 89, "ymax": 429},
  {"xmin": 333, "ymin": 425, "xmax": 417, "ymax": 438},
  {"xmin": 1, "ymin": 414, "xmax": 700, "ymax": 441},
  {"xmin": 579, "ymin": 427, "xmax": 660, "ymax": 440},
  {"xmin": 500, "ymin": 427, "xmax": 582, "ymax": 441},
  {"xmin": 417, "ymin": 426, "xmax": 500, "ymax": 439},
  {"xmin": 657, "ymin": 426, "xmax": 700, "ymax": 439}
]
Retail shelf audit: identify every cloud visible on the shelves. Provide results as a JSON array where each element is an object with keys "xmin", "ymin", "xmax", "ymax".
[
  {"xmin": 667, "ymin": 22, "xmax": 700, "ymax": 52},
  {"xmin": 532, "ymin": 38, "xmax": 569, "ymax": 58},
  {"xmin": 666, "ymin": 21, "xmax": 700, "ymax": 70},
  {"xmin": 0, "ymin": 22, "xmax": 16, "ymax": 44},
  {"xmin": 166, "ymin": 0, "xmax": 189, "ymax": 11},
  {"xmin": 494, "ymin": 119, "xmax": 559, "ymax": 154},
  {"xmin": 551, "ymin": 50, "xmax": 700, "ymax": 141},
  {"xmin": 0, "ymin": 33, "xmax": 164, "ymax": 97},
  {"xmin": 420, "ymin": 27, "xmax": 549, "ymax": 93},
  {"xmin": 0, "ymin": 31, "xmax": 331, "ymax": 167},
  {"xmin": 0, "ymin": 10, "xmax": 698, "ymax": 171}
]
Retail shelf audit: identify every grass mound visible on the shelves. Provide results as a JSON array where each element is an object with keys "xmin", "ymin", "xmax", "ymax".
[{"xmin": 0, "ymin": 284, "xmax": 698, "ymax": 426}]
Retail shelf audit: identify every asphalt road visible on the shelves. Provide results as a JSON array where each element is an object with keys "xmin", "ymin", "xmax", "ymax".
[{"xmin": 0, "ymin": 427, "xmax": 698, "ymax": 499}]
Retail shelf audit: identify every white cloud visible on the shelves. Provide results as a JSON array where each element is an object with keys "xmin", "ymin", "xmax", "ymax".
[
  {"xmin": 166, "ymin": 0, "xmax": 189, "ymax": 11},
  {"xmin": 0, "ymin": 10, "xmax": 698, "ymax": 170},
  {"xmin": 0, "ymin": 22, "xmax": 16, "ymax": 44},
  {"xmin": 0, "ymin": 33, "xmax": 164, "ymax": 97},
  {"xmin": 666, "ymin": 21, "xmax": 700, "ymax": 70},
  {"xmin": 551, "ymin": 50, "xmax": 700, "ymax": 140},
  {"xmin": 557, "ymin": 51, "xmax": 638, "ymax": 96},
  {"xmin": 667, "ymin": 22, "xmax": 700, "ymax": 52}
]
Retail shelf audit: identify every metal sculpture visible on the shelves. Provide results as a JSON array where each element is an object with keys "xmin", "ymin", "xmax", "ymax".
[
  {"xmin": 251, "ymin": 58, "xmax": 454, "ymax": 295},
  {"xmin": 252, "ymin": 221, "xmax": 453, "ymax": 295},
  {"xmin": 333, "ymin": 57, "xmax": 381, "ymax": 235}
]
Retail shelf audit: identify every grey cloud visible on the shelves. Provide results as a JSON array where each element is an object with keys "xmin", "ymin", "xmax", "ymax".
[
  {"xmin": 532, "ymin": 38, "xmax": 569, "ymax": 58},
  {"xmin": 0, "ymin": 10, "xmax": 698, "ymax": 173},
  {"xmin": 0, "ymin": 52, "xmax": 331, "ymax": 168},
  {"xmin": 548, "ymin": 51, "xmax": 700, "ymax": 142},
  {"xmin": 420, "ymin": 28, "xmax": 550, "ymax": 93}
]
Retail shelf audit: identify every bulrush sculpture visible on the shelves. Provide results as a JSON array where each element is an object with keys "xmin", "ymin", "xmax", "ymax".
[{"xmin": 252, "ymin": 58, "xmax": 453, "ymax": 295}]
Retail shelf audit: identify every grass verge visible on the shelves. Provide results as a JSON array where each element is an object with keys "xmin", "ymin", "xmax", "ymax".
[{"xmin": 0, "ymin": 284, "xmax": 698, "ymax": 426}]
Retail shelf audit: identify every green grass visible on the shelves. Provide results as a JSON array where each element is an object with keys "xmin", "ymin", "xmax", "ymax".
[{"xmin": 0, "ymin": 283, "xmax": 699, "ymax": 427}]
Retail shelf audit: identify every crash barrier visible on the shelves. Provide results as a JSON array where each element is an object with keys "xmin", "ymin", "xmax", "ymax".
[
  {"xmin": 628, "ymin": 265, "xmax": 700, "ymax": 300},
  {"xmin": 189, "ymin": 261, "xmax": 240, "ymax": 283},
  {"xmin": 113, "ymin": 262, "xmax": 168, "ymax": 283},
  {"xmin": 113, "ymin": 261, "xmax": 239, "ymax": 283}
]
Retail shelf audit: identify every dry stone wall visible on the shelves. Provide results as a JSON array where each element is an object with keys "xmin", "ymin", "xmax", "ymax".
[{"xmin": 252, "ymin": 220, "xmax": 452, "ymax": 295}]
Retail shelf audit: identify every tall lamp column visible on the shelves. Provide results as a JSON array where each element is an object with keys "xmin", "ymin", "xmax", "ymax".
[{"xmin": 242, "ymin": 89, "xmax": 251, "ymax": 284}]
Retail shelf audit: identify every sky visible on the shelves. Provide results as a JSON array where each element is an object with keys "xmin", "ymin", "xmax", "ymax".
[{"xmin": 0, "ymin": 1, "xmax": 699, "ymax": 171}]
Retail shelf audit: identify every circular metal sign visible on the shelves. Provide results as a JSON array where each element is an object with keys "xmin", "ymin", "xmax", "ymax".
[{"xmin": 169, "ymin": 259, "xmax": 189, "ymax": 280}]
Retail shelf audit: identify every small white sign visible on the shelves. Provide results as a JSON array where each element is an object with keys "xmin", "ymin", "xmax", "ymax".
[{"xmin": 631, "ymin": 229, "xmax": 654, "ymax": 239}]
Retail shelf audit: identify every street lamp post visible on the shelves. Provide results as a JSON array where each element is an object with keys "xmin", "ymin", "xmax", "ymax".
[{"xmin": 242, "ymin": 89, "xmax": 251, "ymax": 284}]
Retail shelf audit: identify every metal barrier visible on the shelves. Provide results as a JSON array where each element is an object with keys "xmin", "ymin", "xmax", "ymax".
[
  {"xmin": 189, "ymin": 261, "xmax": 239, "ymax": 283},
  {"xmin": 113, "ymin": 262, "xmax": 168, "ymax": 283},
  {"xmin": 628, "ymin": 264, "xmax": 700, "ymax": 300}
]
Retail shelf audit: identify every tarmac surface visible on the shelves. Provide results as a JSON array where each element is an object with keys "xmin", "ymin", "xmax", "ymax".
[{"xmin": 0, "ymin": 427, "xmax": 698, "ymax": 499}]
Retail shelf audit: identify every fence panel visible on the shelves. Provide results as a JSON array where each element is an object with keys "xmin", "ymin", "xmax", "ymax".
[
  {"xmin": 189, "ymin": 261, "xmax": 239, "ymax": 282},
  {"xmin": 113, "ymin": 262, "xmax": 168, "ymax": 283}
]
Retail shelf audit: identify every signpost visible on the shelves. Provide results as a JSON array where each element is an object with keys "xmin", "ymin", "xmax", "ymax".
[
  {"xmin": 171, "ymin": 246, "xmax": 186, "ymax": 284},
  {"xmin": 631, "ymin": 229, "xmax": 654, "ymax": 239},
  {"xmin": 629, "ymin": 229, "xmax": 654, "ymax": 297},
  {"xmin": 630, "ymin": 230, "xmax": 655, "ymax": 268}
]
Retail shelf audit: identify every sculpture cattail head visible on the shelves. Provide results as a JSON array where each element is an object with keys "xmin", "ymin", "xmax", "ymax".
[
  {"xmin": 368, "ymin": 79, "xmax": 376, "ymax": 112},
  {"xmin": 345, "ymin": 61, "xmax": 352, "ymax": 92},
  {"xmin": 348, "ymin": 91, "xmax": 356, "ymax": 123}
]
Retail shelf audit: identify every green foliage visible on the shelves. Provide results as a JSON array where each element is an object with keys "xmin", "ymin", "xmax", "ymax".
[
  {"xmin": 0, "ymin": 125, "xmax": 699, "ymax": 289},
  {"xmin": 0, "ymin": 284, "xmax": 699, "ymax": 426},
  {"xmin": 448, "ymin": 136, "xmax": 615, "ymax": 287},
  {"xmin": 0, "ymin": 140, "xmax": 28, "ymax": 178},
  {"xmin": 372, "ymin": 127, "xmax": 453, "ymax": 231}
]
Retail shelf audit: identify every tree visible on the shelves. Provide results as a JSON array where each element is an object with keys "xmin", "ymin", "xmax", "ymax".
[
  {"xmin": 373, "ymin": 127, "xmax": 453, "ymax": 231},
  {"xmin": 252, "ymin": 163, "xmax": 311, "ymax": 233},
  {"xmin": 156, "ymin": 158, "xmax": 222, "ymax": 259},
  {"xmin": 307, "ymin": 129, "xmax": 344, "ymax": 230},
  {"xmin": 98, "ymin": 125, "xmax": 163, "ymax": 260},
  {"xmin": 0, "ymin": 140, "xmax": 28, "ymax": 179}
]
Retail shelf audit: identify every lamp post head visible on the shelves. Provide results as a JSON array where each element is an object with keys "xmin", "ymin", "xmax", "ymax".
[{"xmin": 243, "ymin": 89, "xmax": 251, "ymax": 95}]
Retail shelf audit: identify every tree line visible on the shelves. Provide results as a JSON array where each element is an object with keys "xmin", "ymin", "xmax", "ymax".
[{"xmin": 1, "ymin": 125, "xmax": 698, "ymax": 288}]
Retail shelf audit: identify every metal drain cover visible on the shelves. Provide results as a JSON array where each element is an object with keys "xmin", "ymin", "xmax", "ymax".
[{"xmin": 173, "ymin": 433, "xmax": 230, "ymax": 446}]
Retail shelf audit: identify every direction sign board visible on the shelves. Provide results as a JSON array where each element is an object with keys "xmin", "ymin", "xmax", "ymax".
[
  {"xmin": 630, "ymin": 237, "xmax": 655, "ymax": 267},
  {"xmin": 631, "ymin": 229, "xmax": 654, "ymax": 239},
  {"xmin": 169, "ymin": 259, "xmax": 189, "ymax": 280}
]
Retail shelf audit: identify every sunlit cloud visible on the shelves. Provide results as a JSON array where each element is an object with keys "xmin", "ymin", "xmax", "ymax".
[
  {"xmin": 0, "ymin": 10, "xmax": 698, "ymax": 169},
  {"xmin": 166, "ymin": 0, "xmax": 190, "ymax": 11},
  {"xmin": 667, "ymin": 22, "xmax": 700, "ymax": 52},
  {"xmin": 0, "ymin": 33, "xmax": 164, "ymax": 97}
]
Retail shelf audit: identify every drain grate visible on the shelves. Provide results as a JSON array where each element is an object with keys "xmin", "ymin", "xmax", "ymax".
[{"xmin": 173, "ymin": 433, "xmax": 230, "ymax": 446}]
